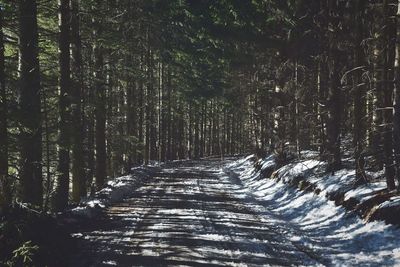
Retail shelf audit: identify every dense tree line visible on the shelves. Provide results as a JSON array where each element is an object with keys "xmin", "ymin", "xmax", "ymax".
[{"xmin": 0, "ymin": 0, "xmax": 400, "ymax": 214}]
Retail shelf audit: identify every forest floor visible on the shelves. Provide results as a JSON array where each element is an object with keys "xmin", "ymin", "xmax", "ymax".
[{"xmin": 65, "ymin": 156, "xmax": 400, "ymax": 267}]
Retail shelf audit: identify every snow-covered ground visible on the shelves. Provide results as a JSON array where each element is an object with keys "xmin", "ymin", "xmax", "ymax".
[
  {"xmin": 69, "ymin": 159, "xmax": 323, "ymax": 266},
  {"xmin": 67, "ymin": 156, "xmax": 400, "ymax": 266},
  {"xmin": 69, "ymin": 166, "xmax": 157, "ymax": 218},
  {"xmin": 225, "ymin": 155, "xmax": 400, "ymax": 266}
]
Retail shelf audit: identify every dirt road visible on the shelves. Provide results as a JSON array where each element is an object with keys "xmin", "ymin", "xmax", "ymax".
[{"xmin": 69, "ymin": 159, "xmax": 322, "ymax": 266}]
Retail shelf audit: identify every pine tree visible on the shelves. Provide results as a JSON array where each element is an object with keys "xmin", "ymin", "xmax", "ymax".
[
  {"xmin": 53, "ymin": 0, "xmax": 72, "ymax": 211},
  {"xmin": 18, "ymin": 0, "xmax": 43, "ymax": 207},
  {"xmin": 353, "ymin": 0, "xmax": 367, "ymax": 184},
  {"xmin": 93, "ymin": 1, "xmax": 107, "ymax": 189},
  {"xmin": 0, "ymin": 6, "xmax": 10, "ymax": 214},
  {"xmin": 71, "ymin": 0, "xmax": 86, "ymax": 202}
]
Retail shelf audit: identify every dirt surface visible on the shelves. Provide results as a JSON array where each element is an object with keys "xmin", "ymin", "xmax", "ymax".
[{"xmin": 68, "ymin": 159, "xmax": 322, "ymax": 266}]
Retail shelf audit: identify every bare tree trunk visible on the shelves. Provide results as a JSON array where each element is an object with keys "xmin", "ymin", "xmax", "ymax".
[
  {"xmin": 178, "ymin": 100, "xmax": 185, "ymax": 159},
  {"xmin": 93, "ymin": 4, "xmax": 106, "ymax": 189},
  {"xmin": 71, "ymin": 0, "xmax": 86, "ymax": 202},
  {"xmin": 371, "ymin": 43, "xmax": 384, "ymax": 169},
  {"xmin": 208, "ymin": 100, "xmax": 213, "ymax": 155},
  {"xmin": 86, "ymin": 88, "xmax": 95, "ymax": 192},
  {"xmin": 126, "ymin": 75, "xmax": 136, "ymax": 167},
  {"xmin": 19, "ymin": 0, "xmax": 43, "ymax": 207},
  {"xmin": 194, "ymin": 103, "xmax": 200, "ymax": 159},
  {"xmin": 53, "ymin": 0, "xmax": 72, "ymax": 211},
  {"xmin": 0, "ymin": 8, "xmax": 10, "ymax": 214},
  {"xmin": 188, "ymin": 103, "xmax": 192, "ymax": 158},
  {"xmin": 160, "ymin": 64, "xmax": 167, "ymax": 162},
  {"xmin": 317, "ymin": 59, "xmax": 327, "ymax": 159},
  {"xmin": 200, "ymin": 100, "xmax": 206, "ymax": 157},
  {"xmin": 354, "ymin": 0, "xmax": 367, "ymax": 184},
  {"xmin": 325, "ymin": 1, "xmax": 342, "ymax": 172},
  {"xmin": 144, "ymin": 34, "xmax": 151, "ymax": 164},
  {"xmin": 382, "ymin": 0, "xmax": 396, "ymax": 190},
  {"xmin": 166, "ymin": 68, "xmax": 172, "ymax": 160},
  {"xmin": 393, "ymin": 0, "xmax": 400, "ymax": 188},
  {"xmin": 326, "ymin": 54, "xmax": 342, "ymax": 172},
  {"xmin": 149, "ymin": 49, "xmax": 157, "ymax": 161},
  {"xmin": 138, "ymin": 54, "xmax": 144, "ymax": 164},
  {"xmin": 42, "ymin": 89, "xmax": 52, "ymax": 211}
]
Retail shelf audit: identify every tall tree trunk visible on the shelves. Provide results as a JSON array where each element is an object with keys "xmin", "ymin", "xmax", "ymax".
[
  {"xmin": 372, "ymin": 44, "xmax": 384, "ymax": 169},
  {"xmin": 194, "ymin": 103, "xmax": 200, "ymax": 159},
  {"xmin": 166, "ymin": 68, "xmax": 172, "ymax": 160},
  {"xmin": 354, "ymin": 0, "xmax": 367, "ymax": 184},
  {"xmin": 382, "ymin": 0, "xmax": 396, "ymax": 190},
  {"xmin": 136, "ymin": 53, "xmax": 144, "ymax": 164},
  {"xmin": 326, "ymin": 55, "xmax": 342, "ymax": 172},
  {"xmin": 53, "ymin": 0, "xmax": 71, "ymax": 211},
  {"xmin": 226, "ymin": 111, "xmax": 231, "ymax": 155},
  {"xmin": 105, "ymin": 57, "xmax": 113, "ymax": 176},
  {"xmin": 317, "ymin": 0, "xmax": 329, "ymax": 159},
  {"xmin": 200, "ymin": 100, "xmax": 206, "ymax": 157},
  {"xmin": 144, "ymin": 37, "xmax": 151, "ymax": 164},
  {"xmin": 157, "ymin": 62, "xmax": 162, "ymax": 162},
  {"xmin": 115, "ymin": 83, "xmax": 125, "ymax": 174},
  {"xmin": 160, "ymin": 64, "xmax": 167, "ymax": 162},
  {"xmin": 317, "ymin": 59, "xmax": 327, "ymax": 159},
  {"xmin": 138, "ymin": 65, "xmax": 144, "ymax": 164},
  {"xmin": 71, "ymin": 0, "xmax": 86, "ymax": 201},
  {"xmin": 126, "ymin": 77, "xmax": 136, "ymax": 167},
  {"xmin": 212, "ymin": 99, "xmax": 219, "ymax": 155},
  {"xmin": 93, "ymin": 5, "xmax": 106, "ymax": 189},
  {"xmin": 42, "ymin": 89, "xmax": 52, "ymax": 211},
  {"xmin": 231, "ymin": 111, "xmax": 236, "ymax": 155},
  {"xmin": 19, "ymin": 0, "xmax": 43, "ymax": 207},
  {"xmin": 178, "ymin": 99, "xmax": 185, "ymax": 159},
  {"xmin": 325, "ymin": 1, "xmax": 342, "ymax": 172},
  {"xmin": 274, "ymin": 82, "xmax": 286, "ymax": 165},
  {"xmin": 188, "ymin": 102, "xmax": 193, "ymax": 159},
  {"xmin": 208, "ymin": 100, "xmax": 213, "ymax": 155},
  {"xmin": 86, "ymin": 82, "xmax": 95, "ymax": 193},
  {"xmin": 125, "ymin": 1, "xmax": 136, "ymax": 167},
  {"xmin": 0, "ymin": 8, "xmax": 10, "ymax": 214},
  {"xmin": 393, "ymin": 0, "xmax": 400, "ymax": 188},
  {"xmin": 148, "ymin": 49, "xmax": 157, "ymax": 161}
]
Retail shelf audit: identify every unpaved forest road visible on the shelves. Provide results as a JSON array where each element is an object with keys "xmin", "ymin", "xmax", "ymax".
[{"xmin": 69, "ymin": 159, "xmax": 322, "ymax": 267}]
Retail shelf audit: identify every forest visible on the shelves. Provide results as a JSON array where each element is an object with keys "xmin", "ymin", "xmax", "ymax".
[{"xmin": 1, "ymin": 0, "xmax": 400, "ymax": 266}]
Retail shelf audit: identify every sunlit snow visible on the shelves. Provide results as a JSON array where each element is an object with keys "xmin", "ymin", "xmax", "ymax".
[
  {"xmin": 68, "ymin": 156, "xmax": 400, "ymax": 266},
  {"xmin": 226, "ymin": 155, "xmax": 400, "ymax": 266}
]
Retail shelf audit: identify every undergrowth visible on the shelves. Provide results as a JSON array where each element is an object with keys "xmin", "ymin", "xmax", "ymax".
[{"xmin": 0, "ymin": 205, "xmax": 75, "ymax": 267}]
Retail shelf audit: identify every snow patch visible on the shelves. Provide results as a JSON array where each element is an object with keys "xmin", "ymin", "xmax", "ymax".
[
  {"xmin": 68, "ymin": 166, "xmax": 155, "ymax": 218},
  {"xmin": 226, "ymin": 155, "xmax": 400, "ymax": 266},
  {"xmin": 379, "ymin": 196, "xmax": 400, "ymax": 209}
]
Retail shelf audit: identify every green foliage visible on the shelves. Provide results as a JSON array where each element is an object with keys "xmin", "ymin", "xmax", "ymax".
[
  {"xmin": 0, "ymin": 207, "xmax": 75, "ymax": 266},
  {"xmin": 6, "ymin": 241, "xmax": 39, "ymax": 267}
]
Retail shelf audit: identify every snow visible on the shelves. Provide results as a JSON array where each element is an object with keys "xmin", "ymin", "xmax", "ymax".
[
  {"xmin": 275, "ymin": 159, "xmax": 321, "ymax": 182},
  {"xmin": 102, "ymin": 260, "xmax": 117, "ymax": 266},
  {"xmin": 344, "ymin": 181, "xmax": 387, "ymax": 202},
  {"xmin": 299, "ymin": 150, "xmax": 320, "ymax": 159},
  {"xmin": 379, "ymin": 196, "xmax": 400, "ymax": 209},
  {"xmin": 68, "ymin": 166, "xmax": 155, "ymax": 218},
  {"xmin": 226, "ymin": 155, "xmax": 400, "ymax": 266},
  {"xmin": 68, "ymin": 155, "xmax": 400, "ymax": 266}
]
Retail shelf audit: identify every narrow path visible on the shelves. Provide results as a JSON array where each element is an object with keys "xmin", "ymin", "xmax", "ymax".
[{"xmin": 69, "ymin": 159, "xmax": 322, "ymax": 266}]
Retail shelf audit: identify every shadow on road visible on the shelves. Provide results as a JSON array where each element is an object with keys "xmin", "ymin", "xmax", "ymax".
[{"xmin": 69, "ymin": 159, "xmax": 318, "ymax": 266}]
